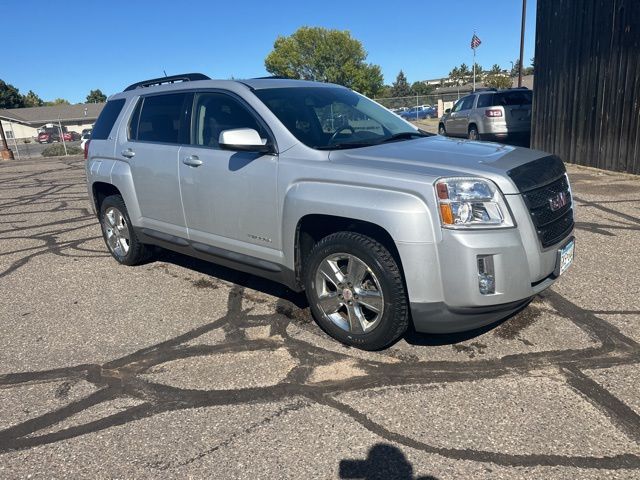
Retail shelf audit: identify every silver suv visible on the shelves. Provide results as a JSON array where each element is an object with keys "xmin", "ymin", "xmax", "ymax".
[
  {"xmin": 86, "ymin": 74, "xmax": 574, "ymax": 350},
  {"xmin": 439, "ymin": 88, "xmax": 532, "ymax": 142}
]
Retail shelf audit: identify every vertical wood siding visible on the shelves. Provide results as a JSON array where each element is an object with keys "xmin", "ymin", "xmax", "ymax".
[{"xmin": 532, "ymin": 0, "xmax": 640, "ymax": 174}]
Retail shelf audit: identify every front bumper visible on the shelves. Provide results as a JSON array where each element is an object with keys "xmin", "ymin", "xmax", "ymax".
[
  {"xmin": 398, "ymin": 209, "xmax": 572, "ymax": 334},
  {"xmin": 410, "ymin": 298, "xmax": 533, "ymax": 334}
]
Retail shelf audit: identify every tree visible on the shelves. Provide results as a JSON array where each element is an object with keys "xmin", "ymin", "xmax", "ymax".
[
  {"xmin": 411, "ymin": 81, "xmax": 432, "ymax": 96},
  {"xmin": 23, "ymin": 90, "xmax": 44, "ymax": 107},
  {"xmin": 458, "ymin": 63, "xmax": 471, "ymax": 83},
  {"xmin": 448, "ymin": 66, "xmax": 461, "ymax": 85},
  {"xmin": 0, "ymin": 80, "xmax": 25, "ymax": 109},
  {"xmin": 510, "ymin": 59, "xmax": 522, "ymax": 78},
  {"xmin": 264, "ymin": 27, "xmax": 384, "ymax": 97},
  {"xmin": 44, "ymin": 98, "xmax": 70, "ymax": 106},
  {"xmin": 351, "ymin": 64, "xmax": 384, "ymax": 97},
  {"xmin": 489, "ymin": 64, "xmax": 502, "ymax": 75},
  {"xmin": 390, "ymin": 70, "xmax": 411, "ymax": 98},
  {"xmin": 485, "ymin": 74, "xmax": 512, "ymax": 89},
  {"xmin": 86, "ymin": 89, "xmax": 107, "ymax": 103}
]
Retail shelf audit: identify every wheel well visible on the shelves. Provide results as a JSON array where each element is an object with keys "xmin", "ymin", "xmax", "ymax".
[
  {"xmin": 468, "ymin": 123, "xmax": 478, "ymax": 132},
  {"xmin": 92, "ymin": 182, "xmax": 121, "ymax": 214},
  {"xmin": 294, "ymin": 214, "xmax": 404, "ymax": 286}
]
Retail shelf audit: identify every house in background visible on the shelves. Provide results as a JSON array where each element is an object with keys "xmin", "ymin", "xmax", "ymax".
[{"xmin": 0, "ymin": 103, "xmax": 105, "ymax": 141}]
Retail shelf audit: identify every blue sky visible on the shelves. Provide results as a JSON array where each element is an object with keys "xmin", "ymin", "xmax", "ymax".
[{"xmin": 5, "ymin": 0, "xmax": 536, "ymax": 103}]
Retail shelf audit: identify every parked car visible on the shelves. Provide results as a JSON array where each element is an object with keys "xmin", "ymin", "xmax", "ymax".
[
  {"xmin": 401, "ymin": 106, "xmax": 437, "ymax": 120},
  {"xmin": 87, "ymin": 74, "xmax": 574, "ymax": 350},
  {"xmin": 439, "ymin": 88, "xmax": 532, "ymax": 142},
  {"xmin": 37, "ymin": 128, "xmax": 60, "ymax": 143},
  {"xmin": 80, "ymin": 133, "xmax": 91, "ymax": 151},
  {"xmin": 82, "ymin": 128, "xmax": 93, "ymax": 136}
]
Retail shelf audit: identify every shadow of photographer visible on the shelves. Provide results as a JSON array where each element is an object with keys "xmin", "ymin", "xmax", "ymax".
[{"xmin": 340, "ymin": 443, "xmax": 439, "ymax": 480}]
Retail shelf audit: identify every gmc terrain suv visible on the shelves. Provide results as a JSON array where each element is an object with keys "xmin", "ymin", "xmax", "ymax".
[
  {"xmin": 439, "ymin": 88, "xmax": 532, "ymax": 143},
  {"xmin": 86, "ymin": 73, "xmax": 574, "ymax": 350}
]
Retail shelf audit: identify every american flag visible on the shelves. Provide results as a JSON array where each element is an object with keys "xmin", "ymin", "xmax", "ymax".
[{"xmin": 471, "ymin": 33, "xmax": 482, "ymax": 49}]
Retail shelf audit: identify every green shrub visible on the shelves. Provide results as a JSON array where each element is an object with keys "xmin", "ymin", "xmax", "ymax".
[
  {"xmin": 41, "ymin": 144, "xmax": 83, "ymax": 157},
  {"xmin": 23, "ymin": 138, "xmax": 31, "ymax": 144}
]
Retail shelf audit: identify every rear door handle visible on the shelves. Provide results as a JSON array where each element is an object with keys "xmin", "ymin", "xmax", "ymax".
[
  {"xmin": 182, "ymin": 155, "xmax": 203, "ymax": 167},
  {"xmin": 121, "ymin": 148, "xmax": 135, "ymax": 158}
]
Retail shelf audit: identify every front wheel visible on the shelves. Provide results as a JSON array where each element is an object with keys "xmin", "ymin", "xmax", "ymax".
[
  {"xmin": 438, "ymin": 123, "xmax": 446, "ymax": 135},
  {"xmin": 303, "ymin": 232, "xmax": 409, "ymax": 350}
]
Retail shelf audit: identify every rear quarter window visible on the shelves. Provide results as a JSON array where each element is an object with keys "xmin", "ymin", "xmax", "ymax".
[
  {"xmin": 91, "ymin": 99, "xmax": 126, "ymax": 140},
  {"xmin": 476, "ymin": 94, "xmax": 494, "ymax": 108},
  {"xmin": 494, "ymin": 91, "xmax": 532, "ymax": 106}
]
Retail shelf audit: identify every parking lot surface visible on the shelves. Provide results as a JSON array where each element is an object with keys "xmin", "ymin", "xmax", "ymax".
[{"xmin": 0, "ymin": 155, "xmax": 639, "ymax": 479}]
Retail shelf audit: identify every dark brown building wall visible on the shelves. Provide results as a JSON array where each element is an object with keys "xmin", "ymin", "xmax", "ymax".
[{"xmin": 532, "ymin": 0, "xmax": 640, "ymax": 174}]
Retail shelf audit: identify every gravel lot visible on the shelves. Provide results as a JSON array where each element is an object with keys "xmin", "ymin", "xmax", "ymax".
[{"xmin": 0, "ymin": 155, "xmax": 639, "ymax": 479}]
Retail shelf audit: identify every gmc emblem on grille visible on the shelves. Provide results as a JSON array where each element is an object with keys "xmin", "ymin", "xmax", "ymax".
[{"xmin": 549, "ymin": 191, "xmax": 568, "ymax": 211}]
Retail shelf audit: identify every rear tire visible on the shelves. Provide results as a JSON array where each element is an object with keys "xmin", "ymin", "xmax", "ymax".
[
  {"xmin": 99, "ymin": 195, "xmax": 152, "ymax": 266},
  {"xmin": 468, "ymin": 125, "xmax": 481, "ymax": 141},
  {"xmin": 303, "ymin": 232, "xmax": 409, "ymax": 350}
]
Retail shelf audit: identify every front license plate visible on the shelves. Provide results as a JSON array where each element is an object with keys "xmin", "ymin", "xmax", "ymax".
[{"xmin": 557, "ymin": 239, "xmax": 575, "ymax": 276}]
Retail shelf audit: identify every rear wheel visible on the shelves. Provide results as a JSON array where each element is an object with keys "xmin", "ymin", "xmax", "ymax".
[
  {"xmin": 468, "ymin": 125, "xmax": 481, "ymax": 141},
  {"xmin": 303, "ymin": 232, "xmax": 409, "ymax": 350},
  {"xmin": 100, "ymin": 195, "xmax": 152, "ymax": 266}
]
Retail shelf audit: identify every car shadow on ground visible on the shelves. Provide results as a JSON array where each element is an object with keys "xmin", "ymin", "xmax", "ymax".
[{"xmin": 157, "ymin": 248, "xmax": 506, "ymax": 349}]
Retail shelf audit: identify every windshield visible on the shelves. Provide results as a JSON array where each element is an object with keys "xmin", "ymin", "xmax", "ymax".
[{"xmin": 254, "ymin": 87, "xmax": 425, "ymax": 150}]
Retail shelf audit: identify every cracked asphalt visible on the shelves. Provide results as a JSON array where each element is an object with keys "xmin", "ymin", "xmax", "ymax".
[{"xmin": 0, "ymin": 156, "xmax": 639, "ymax": 479}]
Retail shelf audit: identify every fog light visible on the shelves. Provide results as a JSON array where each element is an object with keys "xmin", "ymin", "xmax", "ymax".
[{"xmin": 477, "ymin": 255, "xmax": 495, "ymax": 295}]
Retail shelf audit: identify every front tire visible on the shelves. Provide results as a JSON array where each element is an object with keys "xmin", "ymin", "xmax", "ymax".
[
  {"xmin": 438, "ymin": 123, "xmax": 446, "ymax": 135},
  {"xmin": 99, "ymin": 195, "xmax": 151, "ymax": 266},
  {"xmin": 303, "ymin": 232, "xmax": 409, "ymax": 350}
]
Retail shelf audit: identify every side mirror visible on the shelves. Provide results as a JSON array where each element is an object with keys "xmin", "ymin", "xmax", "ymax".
[
  {"xmin": 445, "ymin": 108, "xmax": 451, "ymax": 114},
  {"xmin": 219, "ymin": 128, "xmax": 274, "ymax": 154}
]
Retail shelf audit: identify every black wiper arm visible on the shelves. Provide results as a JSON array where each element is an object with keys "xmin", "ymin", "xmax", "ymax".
[
  {"xmin": 314, "ymin": 142, "xmax": 376, "ymax": 150},
  {"xmin": 378, "ymin": 131, "xmax": 429, "ymax": 144}
]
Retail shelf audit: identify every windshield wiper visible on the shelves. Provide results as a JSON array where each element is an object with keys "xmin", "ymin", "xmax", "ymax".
[
  {"xmin": 314, "ymin": 142, "xmax": 377, "ymax": 150},
  {"xmin": 377, "ymin": 131, "xmax": 429, "ymax": 144}
]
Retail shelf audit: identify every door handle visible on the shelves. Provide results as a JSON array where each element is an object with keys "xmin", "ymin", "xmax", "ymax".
[
  {"xmin": 121, "ymin": 148, "xmax": 135, "ymax": 158},
  {"xmin": 182, "ymin": 155, "xmax": 203, "ymax": 167}
]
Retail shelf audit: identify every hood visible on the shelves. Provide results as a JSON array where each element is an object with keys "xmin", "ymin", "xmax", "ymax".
[{"xmin": 329, "ymin": 135, "xmax": 548, "ymax": 194}]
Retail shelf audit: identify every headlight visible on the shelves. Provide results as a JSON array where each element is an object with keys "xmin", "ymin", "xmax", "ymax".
[{"xmin": 435, "ymin": 177, "xmax": 513, "ymax": 228}]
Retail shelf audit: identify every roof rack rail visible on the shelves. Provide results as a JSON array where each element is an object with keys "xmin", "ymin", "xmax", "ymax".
[
  {"xmin": 251, "ymin": 75, "xmax": 291, "ymax": 80},
  {"xmin": 123, "ymin": 73, "xmax": 210, "ymax": 92}
]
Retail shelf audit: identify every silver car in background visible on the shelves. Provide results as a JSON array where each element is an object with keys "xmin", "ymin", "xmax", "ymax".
[{"xmin": 439, "ymin": 88, "xmax": 532, "ymax": 143}]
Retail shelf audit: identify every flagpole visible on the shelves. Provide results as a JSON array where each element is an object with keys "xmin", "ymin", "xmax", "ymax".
[{"xmin": 473, "ymin": 47, "xmax": 476, "ymax": 92}]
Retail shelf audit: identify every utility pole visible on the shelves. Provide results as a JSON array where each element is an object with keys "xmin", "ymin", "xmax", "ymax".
[
  {"xmin": 0, "ymin": 120, "xmax": 15, "ymax": 161},
  {"xmin": 518, "ymin": 0, "xmax": 527, "ymax": 88}
]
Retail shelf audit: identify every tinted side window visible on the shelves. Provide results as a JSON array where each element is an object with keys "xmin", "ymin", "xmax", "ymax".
[
  {"xmin": 92, "ymin": 99, "xmax": 125, "ymax": 140},
  {"xmin": 451, "ymin": 99, "xmax": 464, "ymax": 112},
  {"xmin": 494, "ymin": 91, "xmax": 532, "ymax": 106},
  {"xmin": 192, "ymin": 93, "xmax": 266, "ymax": 148},
  {"xmin": 476, "ymin": 94, "xmax": 494, "ymax": 108},
  {"xmin": 460, "ymin": 96, "xmax": 475, "ymax": 110},
  {"xmin": 137, "ymin": 93, "xmax": 190, "ymax": 144}
]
